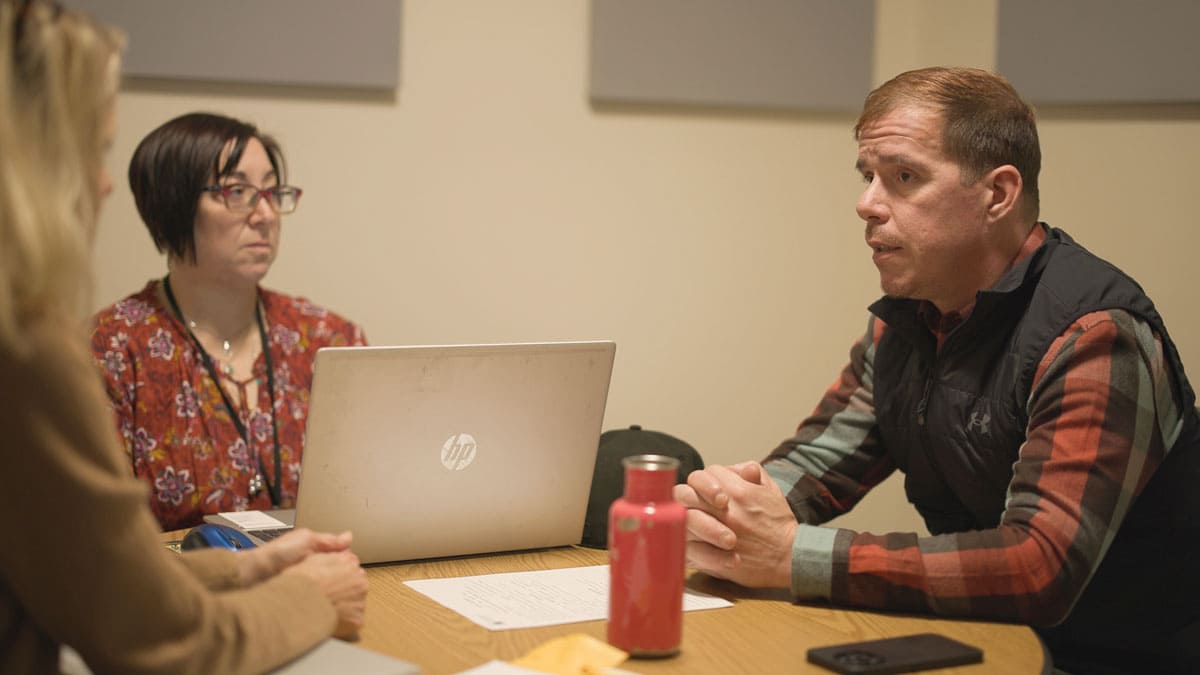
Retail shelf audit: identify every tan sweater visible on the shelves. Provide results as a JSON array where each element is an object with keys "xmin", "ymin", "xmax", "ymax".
[{"xmin": 0, "ymin": 319, "xmax": 337, "ymax": 674}]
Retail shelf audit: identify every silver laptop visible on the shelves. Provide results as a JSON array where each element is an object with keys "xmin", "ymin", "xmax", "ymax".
[{"xmin": 209, "ymin": 341, "xmax": 615, "ymax": 564}]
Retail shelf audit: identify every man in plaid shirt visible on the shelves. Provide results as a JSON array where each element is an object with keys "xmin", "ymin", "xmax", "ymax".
[{"xmin": 676, "ymin": 67, "xmax": 1200, "ymax": 674}]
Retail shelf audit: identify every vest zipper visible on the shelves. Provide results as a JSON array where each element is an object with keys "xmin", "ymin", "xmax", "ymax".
[
  {"xmin": 917, "ymin": 329, "xmax": 943, "ymax": 427},
  {"xmin": 916, "ymin": 374, "xmax": 934, "ymax": 426}
]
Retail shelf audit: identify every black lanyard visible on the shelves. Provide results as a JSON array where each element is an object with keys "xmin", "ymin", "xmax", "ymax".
[{"xmin": 162, "ymin": 276, "xmax": 282, "ymax": 507}]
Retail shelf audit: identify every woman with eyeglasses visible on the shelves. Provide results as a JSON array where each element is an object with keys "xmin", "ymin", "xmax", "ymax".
[
  {"xmin": 2, "ymin": 2, "xmax": 367, "ymax": 673},
  {"xmin": 90, "ymin": 113, "xmax": 367, "ymax": 530}
]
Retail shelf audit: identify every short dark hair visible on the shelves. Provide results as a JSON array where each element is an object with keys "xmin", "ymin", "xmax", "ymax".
[
  {"xmin": 855, "ymin": 67, "xmax": 1041, "ymax": 220},
  {"xmin": 128, "ymin": 112, "xmax": 286, "ymax": 262}
]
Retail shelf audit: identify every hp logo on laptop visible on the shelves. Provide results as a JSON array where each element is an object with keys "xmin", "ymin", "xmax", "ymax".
[{"xmin": 441, "ymin": 433, "xmax": 477, "ymax": 470}]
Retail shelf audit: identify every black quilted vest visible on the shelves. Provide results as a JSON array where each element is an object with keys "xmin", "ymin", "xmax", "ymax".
[{"xmin": 869, "ymin": 226, "xmax": 1200, "ymax": 673}]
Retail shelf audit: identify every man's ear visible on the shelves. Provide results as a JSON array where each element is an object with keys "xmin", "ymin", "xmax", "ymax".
[{"xmin": 984, "ymin": 165, "xmax": 1022, "ymax": 221}]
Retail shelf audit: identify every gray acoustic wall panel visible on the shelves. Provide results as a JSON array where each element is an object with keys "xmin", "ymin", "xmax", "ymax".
[
  {"xmin": 997, "ymin": 0, "xmax": 1200, "ymax": 104},
  {"xmin": 590, "ymin": 0, "xmax": 874, "ymax": 111},
  {"xmin": 63, "ymin": 0, "xmax": 401, "ymax": 90}
]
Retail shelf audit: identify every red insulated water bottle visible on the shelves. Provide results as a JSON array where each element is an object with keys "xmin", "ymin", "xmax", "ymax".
[{"xmin": 607, "ymin": 454, "xmax": 686, "ymax": 657}]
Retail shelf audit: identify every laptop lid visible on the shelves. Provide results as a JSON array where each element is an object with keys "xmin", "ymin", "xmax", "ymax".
[
  {"xmin": 62, "ymin": 636, "xmax": 420, "ymax": 675},
  {"xmin": 271, "ymin": 638, "xmax": 421, "ymax": 675},
  {"xmin": 293, "ymin": 340, "xmax": 615, "ymax": 564}
]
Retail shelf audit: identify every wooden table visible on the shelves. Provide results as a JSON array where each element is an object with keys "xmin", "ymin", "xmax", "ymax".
[
  {"xmin": 164, "ymin": 532, "xmax": 1046, "ymax": 674},
  {"xmin": 356, "ymin": 547, "xmax": 1045, "ymax": 674}
]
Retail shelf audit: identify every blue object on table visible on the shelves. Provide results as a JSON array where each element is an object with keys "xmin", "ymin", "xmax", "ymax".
[{"xmin": 181, "ymin": 523, "xmax": 258, "ymax": 551}]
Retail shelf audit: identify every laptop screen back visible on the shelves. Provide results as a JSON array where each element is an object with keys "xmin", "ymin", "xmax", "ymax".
[{"xmin": 293, "ymin": 341, "xmax": 615, "ymax": 564}]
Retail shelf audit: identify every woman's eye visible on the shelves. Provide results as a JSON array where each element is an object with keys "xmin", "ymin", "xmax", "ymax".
[{"xmin": 898, "ymin": 171, "xmax": 916, "ymax": 183}]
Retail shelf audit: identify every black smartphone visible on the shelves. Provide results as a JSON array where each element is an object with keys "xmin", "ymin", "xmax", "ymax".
[{"xmin": 806, "ymin": 632, "xmax": 983, "ymax": 674}]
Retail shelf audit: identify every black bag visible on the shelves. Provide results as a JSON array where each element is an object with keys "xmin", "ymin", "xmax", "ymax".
[{"xmin": 580, "ymin": 424, "xmax": 704, "ymax": 549}]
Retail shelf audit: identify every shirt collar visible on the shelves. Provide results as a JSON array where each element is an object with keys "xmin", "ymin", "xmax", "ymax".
[{"xmin": 919, "ymin": 223, "xmax": 1048, "ymax": 343}]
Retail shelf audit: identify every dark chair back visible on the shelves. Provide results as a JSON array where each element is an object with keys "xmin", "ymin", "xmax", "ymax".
[{"xmin": 580, "ymin": 424, "xmax": 704, "ymax": 549}]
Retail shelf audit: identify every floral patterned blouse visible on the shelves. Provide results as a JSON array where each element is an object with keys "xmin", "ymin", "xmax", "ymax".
[{"xmin": 90, "ymin": 280, "xmax": 367, "ymax": 530}]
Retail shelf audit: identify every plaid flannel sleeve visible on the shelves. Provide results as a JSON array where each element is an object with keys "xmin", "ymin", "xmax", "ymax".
[{"xmin": 765, "ymin": 309, "xmax": 1183, "ymax": 625}]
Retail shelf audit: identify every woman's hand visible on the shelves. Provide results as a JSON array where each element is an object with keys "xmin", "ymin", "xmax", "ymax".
[
  {"xmin": 283, "ymin": 550, "xmax": 369, "ymax": 639},
  {"xmin": 237, "ymin": 528, "xmax": 354, "ymax": 587}
]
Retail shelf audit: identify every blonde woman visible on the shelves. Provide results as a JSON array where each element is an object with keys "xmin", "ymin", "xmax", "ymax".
[{"xmin": 0, "ymin": 2, "xmax": 367, "ymax": 673}]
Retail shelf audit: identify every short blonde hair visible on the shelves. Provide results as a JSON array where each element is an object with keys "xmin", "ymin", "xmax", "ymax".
[{"xmin": 0, "ymin": 0, "xmax": 123, "ymax": 351}]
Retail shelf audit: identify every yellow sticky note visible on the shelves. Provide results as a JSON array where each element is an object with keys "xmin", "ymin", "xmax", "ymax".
[{"xmin": 511, "ymin": 633, "xmax": 628, "ymax": 675}]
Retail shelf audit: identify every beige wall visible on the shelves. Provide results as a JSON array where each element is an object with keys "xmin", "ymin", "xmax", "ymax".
[{"xmin": 92, "ymin": 0, "xmax": 1200, "ymax": 537}]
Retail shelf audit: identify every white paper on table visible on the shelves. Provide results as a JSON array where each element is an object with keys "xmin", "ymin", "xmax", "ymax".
[
  {"xmin": 215, "ymin": 510, "xmax": 288, "ymax": 530},
  {"xmin": 405, "ymin": 564, "xmax": 732, "ymax": 631}
]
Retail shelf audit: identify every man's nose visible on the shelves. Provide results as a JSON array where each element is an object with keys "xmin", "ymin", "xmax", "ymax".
[{"xmin": 856, "ymin": 180, "xmax": 887, "ymax": 223}]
